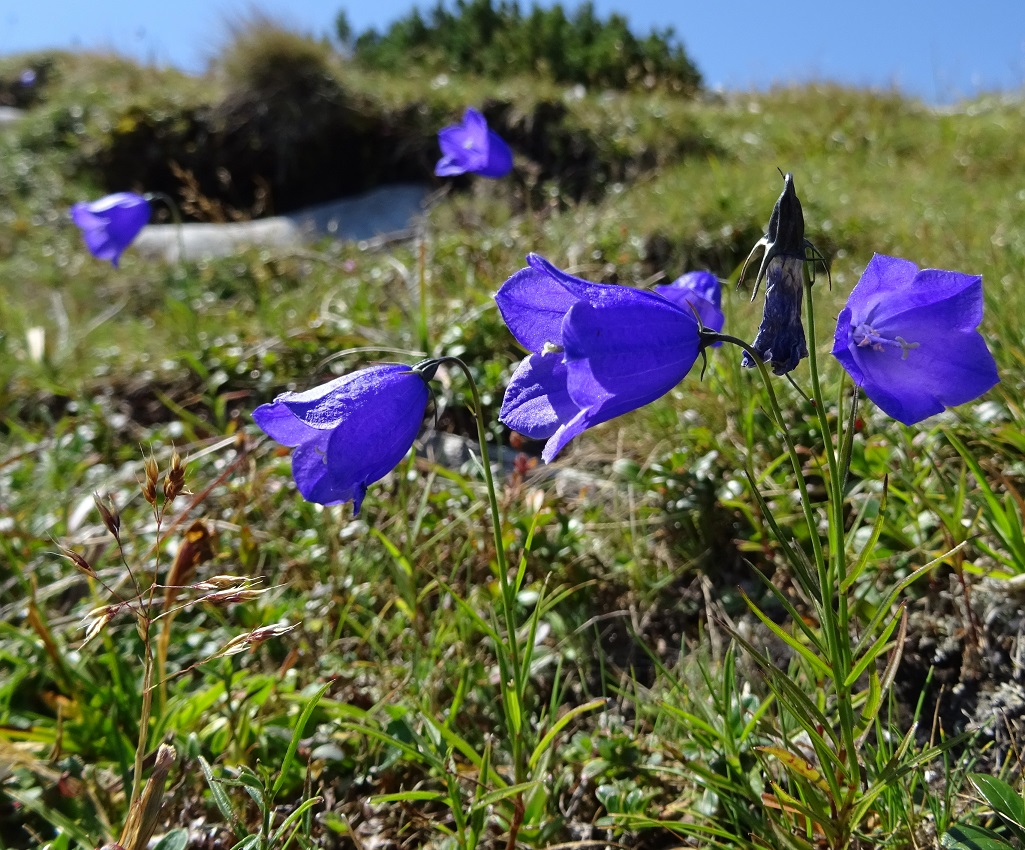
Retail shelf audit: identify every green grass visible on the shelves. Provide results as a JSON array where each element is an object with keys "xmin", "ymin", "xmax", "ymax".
[{"xmin": 1, "ymin": 46, "xmax": 1025, "ymax": 850}]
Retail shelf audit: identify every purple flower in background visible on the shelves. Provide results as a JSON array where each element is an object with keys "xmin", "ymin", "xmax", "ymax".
[
  {"xmin": 498, "ymin": 254, "xmax": 702, "ymax": 462},
  {"xmin": 253, "ymin": 363, "xmax": 433, "ymax": 514},
  {"xmin": 654, "ymin": 271, "xmax": 725, "ymax": 342},
  {"xmin": 19, "ymin": 69, "xmax": 36, "ymax": 87},
  {"xmin": 435, "ymin": 107, "xmax": 513, "ymax": 179},
  {"xmin": 70, "ymin": 192, "xmax": 151, "ymax": 267},
  {"xmin": 832, "ymin": 254, "xmax": 999, "ymax": 425}
]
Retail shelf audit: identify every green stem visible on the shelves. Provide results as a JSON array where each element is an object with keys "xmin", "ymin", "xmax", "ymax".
[
  {"xmin": 710, "ymin": 329, "xmax": 859, "ymax": 775},
  {"xmin": 802, "ymin": 278, "xmax": 860, "ymax": 793},
  {"xmin": 437, "ymin": 356, "xmax": 524, "ymax": 781},
  {"xmin": 145, "ymin": 192, "xmax": 187, "ymax": 272},
  {"xmin": 417, "ymin": 237, "xmax": 430, "ymax": 355},
  {"xmin": 708, "ymin": 333, "xmax": 827, "ymax": 593}
]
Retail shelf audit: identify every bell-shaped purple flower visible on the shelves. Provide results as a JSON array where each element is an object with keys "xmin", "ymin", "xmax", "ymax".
[
  {"xmin": 741, "ymin": 173, "xmax": 810, "ymax": 375},
  {"xmin": 435, "ymin": 107, "xmax": 513, "ymax": 179},
  {"xmin": 832, "ymin": 254, "xmax": 999, "ymax": 425},
  {"xmin": 253, "ymin": 363, "xmax": 432, "ymax": 514},
  {"xmin": 497, "ymin": 254, "xmax": 702, "ymax": 462},
  {"xmin": 70, "ymin": 192, "xmax": 151, "ymax": 267},
  {"xmin": 654, "ymin": 271, "xmax": 725, "ymax": 342}
]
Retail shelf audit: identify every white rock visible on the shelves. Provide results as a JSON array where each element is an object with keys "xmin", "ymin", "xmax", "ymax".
[{"xmin": 133, "ymin": 182, "xmax": 430, "ymax": 261}]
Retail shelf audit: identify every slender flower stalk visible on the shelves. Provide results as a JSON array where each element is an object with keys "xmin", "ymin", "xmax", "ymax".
[{"xmin": 144, "ymin": 191, "xmax": 187, "ymax": 268}]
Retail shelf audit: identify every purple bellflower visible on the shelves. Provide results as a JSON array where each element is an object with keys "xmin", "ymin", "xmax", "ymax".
[
  {"xmin": 70, "ymin": 192, "xmax": 151, "ymax": 267},
  {"xmin": 654, "ymin": 271, "xmax": 725, "ymax": 343},
  {"xmin": 253, "ymin": 362, "xmax": 435, "ymax": 514},
  {"xmin": 435, "ymin": 107, "xmax": 513, "ymax": 179},
  {"xmin": 832, "ymin": 254, "xmax": 999, "ymax": 425},
  {"xmin": 497, "ymin": 254, "xmax": 703, "ymax": 462},
  {"xmin": 741, "ymin": 173, "xmax": 811, "ymax": 375}
]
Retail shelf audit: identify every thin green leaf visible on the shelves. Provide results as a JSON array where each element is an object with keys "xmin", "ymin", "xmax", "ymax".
[
  {"xmin": 370, "ymin": 790, "xmax": 449, "ymax": 804},
  {"xmin": 740, "ymin": 590, "xmax": 832, "ymax": 679},
  {"xmin": 843, "ymin": 604, "xmax": 905, "ymax": 689},
  {"xmin": 271, "ymin": 682, "xmax": 330, "ymax": 800},
  {"xmin": 842, "ymin": 478, "xmax": 888, "ymax": 592},
  {"xmin": 472, "ymin": 780, "xmax": 539, "ymax": 810},
  {"xmin": 941, "ymin": 823, "xmax": 1015, "ymax": 850},
  {"xmin": 271, "ymin": 796, "xmax": 323, "ymax": 844},
  {"xmin": 528, "ymin": 697, "xmax": 606, "ymax": 770},
  {"xmin": 152, "ymin": 829, "xmax": 189, "ymax": 850},
  {"xmin": 971, "ymin": 774, "xmax": 1025, "ymax": 837},
  {"xmin": 198, "ymin": 756, "xmax": 246, "ymax": 839}
]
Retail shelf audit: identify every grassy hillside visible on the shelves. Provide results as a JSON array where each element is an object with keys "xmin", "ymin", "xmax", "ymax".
[{"xmin": 1, "ymin": 41, "xmax": 1024, "ymax": 850}]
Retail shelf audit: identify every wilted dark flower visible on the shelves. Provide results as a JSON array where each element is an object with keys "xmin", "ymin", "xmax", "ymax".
[
  {"xmin": 435, "ymin": 107, "xmax": 513, "ymax": 178},
  {"xmin": 497, "ymin": 254, "xmax": 702, "ymax": 461},
  {"xmin": 832, "ymin": 254, "xmax": 999, "ymax": 425},
  {"xmin": 253, "ymin": 363, "xmax": 434, "ymax": 513},
  {"xmin": 70, "ymin": 192, "xmax": 151, "ymax": 267},
  {"xmin": 741, "ymin": 173, "xmax": 810, "ymax": 375}
]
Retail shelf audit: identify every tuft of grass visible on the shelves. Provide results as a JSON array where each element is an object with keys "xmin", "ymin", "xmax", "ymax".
[{"xmin": 213, "ymin": 9, "xmax": 335, "ymax": 95}]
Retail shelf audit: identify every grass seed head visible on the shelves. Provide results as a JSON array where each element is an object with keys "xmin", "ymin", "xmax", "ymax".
[
  {"xmin": 93, "ymin": 491, "xmax": 121, "ymax": 538},
  {"xmin": 61, "ymin": 545, "xmax": 95, "ymax": 578},
  {"xmin": 163, "ymin": 450, "xmax": 186, "ymax": 503},
  {"xmin": 143, "ymin": 455, "xmax": 159, "ymax": 505}
]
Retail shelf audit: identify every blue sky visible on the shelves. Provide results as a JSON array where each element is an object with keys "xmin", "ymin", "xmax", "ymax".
[{"xmin": 2, "ymin": 0, "xmax": 1024, "ymax": 103}]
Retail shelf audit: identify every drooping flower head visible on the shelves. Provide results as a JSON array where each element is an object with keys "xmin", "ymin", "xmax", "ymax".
[
  {"xmin": 741, "ymin": 172, "xmax": 810, "ymax": 375},
  {"xmin": 435, "ymin": 107, "xmax": 513, "ymax": 179},
  {"xmin": 70, "ymin": 192, "xmax": 151, "ymax": 267},
  {"xmin": 654, "ymin": 271, "xmax": 725, "ymax": 342},
  {"xmin": 253, "ymin": 362, "xmax": 435, "ymax": 514},
  {"xmin": 832, "ymin": 254, "xmax": 999, "ymax": 425},
  {"xmin": 497, "ymin": 254, "xmax": 703, "ymax": 462}
]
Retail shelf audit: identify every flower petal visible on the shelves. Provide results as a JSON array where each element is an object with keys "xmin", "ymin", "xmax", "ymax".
[
  {"xmin": 499, "ymin": 352, "xmax": 577, "ymax": 439},
  {"xmin": 873, "ymin": 269, "xmax": 984, "ymax": 332},
  {"xmin": 656, "ymin": 270, "xmax": 722, "ymax": 310},
  {"xmin": 562, "ymin": 298, "xmax": 700, "ymax": 411},
  {"xmin": 830, "ymin": 306, "xmax": 865, "ymax": 387},
  {"xmin": 540, "ymin": 293, "xmax": 699, "ymax": 461},
  {"xmin": 495, "ymin": 266, "xmax": 584, "ymax": 352},
  {"xmin": 541, "ymin": 408, "xmax": 595, "ymax": 463},
  {"xmin": 654, "ymin": 274, "xmax": 724, "ymax": 336},
  {"xmin": 290, "ymin": 432, "xmax": 358, "ymax": 506},
  {"xmin": 833, "ymin": 254, "xmax": 999, "ymax": 425},
  {"xmin": 322, "ymin": 377, "xmax": 430, "ymax": 514},
  {"xmin": 480, "ymin": 129, "xmax": 513, "ymax": 177},
  {"xmin": 276, "ymin": 364, "xmax": 414, "ymax": 428},
  {"xmin": 252, "ymin": 401, "xmax": 318, "ymax": 447},
  {"xmin": 495, "ymin": 253, "xmax": 662, "ymax": 353},
  {"xmin": 460, "ymin": 107, "xmax": 489, "ymax": 141},
  {"xmin": 845, "ymin": 328, "xmax": 998, "ymax": 425},
  {"xmin": 255, "ymin": 363, "xmax": 430, "ymax": 511},
  {"xmin": 844, "ymin": 254, "xmax": 919, "ymax": 316}
]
